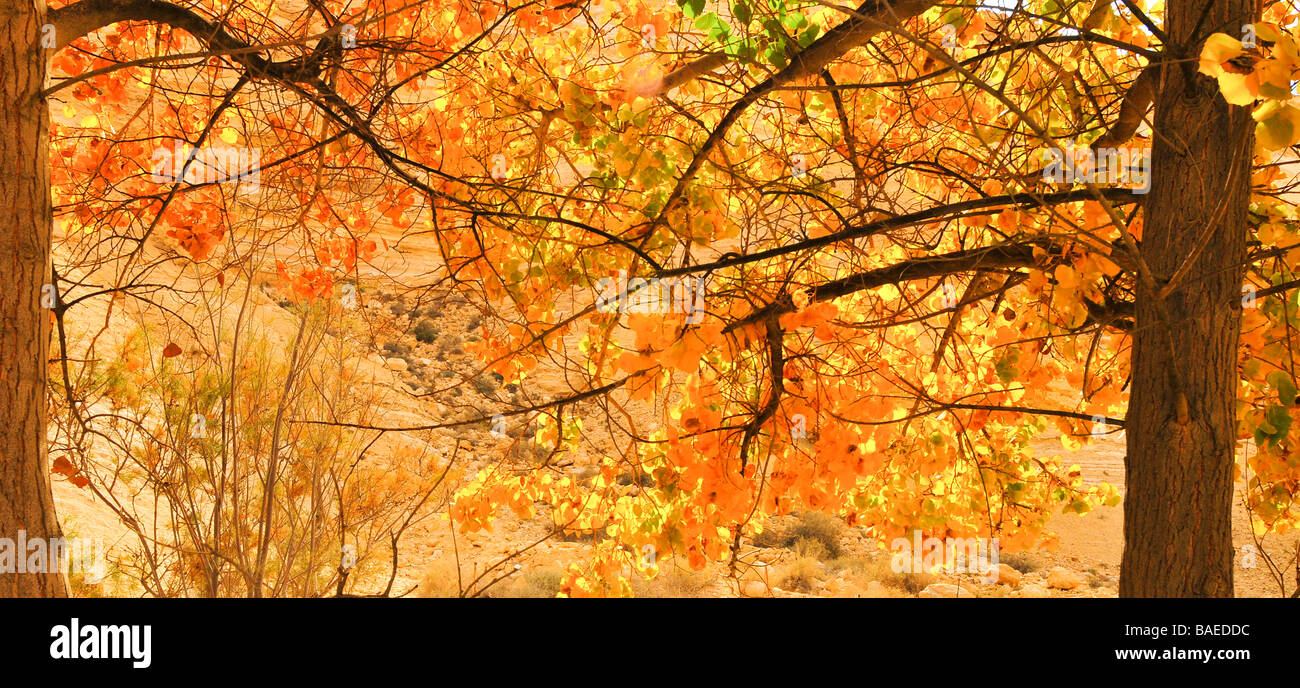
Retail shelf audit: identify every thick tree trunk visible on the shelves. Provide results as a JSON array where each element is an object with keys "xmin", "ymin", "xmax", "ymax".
[
  {"xmin": 0, "ymin": 0, "xmax": 65, "ymax": 597},
  {"xmin": 1121, "ymin": 0, "xmax": 1254, "ymax": 597}
]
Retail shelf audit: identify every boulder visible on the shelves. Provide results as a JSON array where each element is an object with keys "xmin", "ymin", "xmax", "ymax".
[
  {"xmin": 995, "ymin": 563, "xmax": 1022, "ymax": 587},
  {"xmin": 1047, "ymin": 566, "xmax": 1083, "ymax": 590}
]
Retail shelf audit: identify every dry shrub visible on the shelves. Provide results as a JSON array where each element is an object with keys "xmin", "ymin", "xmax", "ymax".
[
  {"xmin": 417, "ymin": 559, "xmax": 466, "ymax": 598},
  {"xmin": 753, "ymin": 511, "xmax": 844, "ymax": 560},
  {"xmin": 1000, "ymin": 551, "xmax": 1049, "ymax": 573},
  {"xmin": 792, "ymin": 536, "xmax": 828, "ymax": 560},
  {"xmin": 633, "ymin": 564, "xmax": 713, "ymax": 598},
  {"xmin": 866, "ymin": 558, "xmax": 937, "ymax": 594},
  {"xmin": 518, "ymin": 567, "xmax": 564, "ymax": 598},
  {"xmin": 777, "ymin": 557, "xmax": 824, "ymax": 592}
]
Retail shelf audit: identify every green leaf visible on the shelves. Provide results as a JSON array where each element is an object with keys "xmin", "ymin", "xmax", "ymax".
[
  {"xmin": 733, "ymin": 1, "xmax": 752, "ymax": 24},
  {"xmin": 695, "ymin": 11, "xmax": 721, "ymax": 30},
  {"xmin": 1267, "ymin": 371, "xmax": 1297, "ymax": 407},
  {"xmin": 1258, "ymin": 404, "xmax": 1293, "ymax": 447},
  {"xmin": 679, "ymin": 0, "xmax": 706, "ymax": 19},
  {"xmin": 765, "ymin": 43, "xmax": 788, "ymax": 68},
  {"xmin": 798, "ymin": 24, "xmax": 820, "ymax": 47},
  {"xmin": 762, "ymin": 17, "xmax": 785, "ymax": 40}
]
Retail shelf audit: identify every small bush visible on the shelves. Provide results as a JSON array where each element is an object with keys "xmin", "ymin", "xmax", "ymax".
[
  {"xmin": 417, "ymin": 559, "xmax": 464, "ymax": 598},
  {"xmin": 437, "ymin": 335, "xmax": 463, "ymax": 356},
  {"xmin": 867, "ymin": 558, "xmax": 937, "ymax": 594},
  {"xmin": 633, "ymin": 566, "xmax": 712, "ymax": 598},
  {"xmin": 382, "ymin": 340, "xmax": 411, "ymax": 357},
  {"xmin": 792, "ymin": 536, "xmax": 828, "ymax": 560},
  {"xmin": 519, "ymin": 567, "xmax": 564, "ymax": 598},
  {"xmin": 471, "ymin": 374, "xmax": 497, "ymax": 396},
  {"xmin": 778, "ymin": 557, "xmax": 823, "ymax": 592},
  {"xmin": 414, "ymin": 319, "xmax": 439, "ymax": 343},
  {"xmin": 1000, "ymin": 551, "xmax": 1048, "ymax": 574},
  {"xmin": 786, "ymin": 511, "xmax": 843, "ymax": 559}
]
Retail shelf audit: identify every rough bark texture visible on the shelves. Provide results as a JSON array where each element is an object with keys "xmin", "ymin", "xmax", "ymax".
[
  {"xmin": 1121, "ymin": 0, "xmax": 1254, "ymax": 597},
  {"xmin": 0, "ymin": 0, "xmax": 65, "ymax": 597}
]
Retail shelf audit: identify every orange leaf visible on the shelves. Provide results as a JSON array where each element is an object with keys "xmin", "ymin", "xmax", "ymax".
[
  {"xmin": 162, "ymin": 342, "xmax": 182, "ymax": 358},
  {"xmin": 52, "ymin": 457, "xmax": 78, "ymax": 478}
]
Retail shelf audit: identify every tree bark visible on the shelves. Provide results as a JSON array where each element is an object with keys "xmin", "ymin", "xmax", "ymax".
[
  {"xmin": 1121, "ymin": 0, "xmax": 1254, "ymax": 597},
  {"xmin": 0, "ymin": 0, "xmax": 65, "ymax": 597}
]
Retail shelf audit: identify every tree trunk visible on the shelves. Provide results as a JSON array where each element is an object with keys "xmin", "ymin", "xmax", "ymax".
[
  {"xmin": 1121, "ymin": 0, "xmax": 1254, "ymax": 597},
  {"xmin": 0, "ymin": 0, "xmax": 65, "ymax": 597}
]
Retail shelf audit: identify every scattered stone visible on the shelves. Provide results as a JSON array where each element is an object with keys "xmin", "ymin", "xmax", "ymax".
[
  {"xmin": 995, "ymin": 563, "xmax": 1022, "ymax": 587},
  {"xmin": 919, "ymin": 583, "xmax": 977, "ymax": 598},
  {"xmin": 1016, "ymin": 584, "xmax": 1051, "ymax": 598},
  {"xmin": 743, "ymin": 580, "xmax": 768, "ymax": 597},
  {"xmin": 386, "ymin": 357, "xmax": 409, "ymax": 371},
  {"xmin": 1047, "ymin": 566, "xmax": 1083, "ymax": 590}
]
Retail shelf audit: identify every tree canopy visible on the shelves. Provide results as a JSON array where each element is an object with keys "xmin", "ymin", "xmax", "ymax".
[{"xmin": 7, "ymin": 0, "xmax": 1299, "ymax": 596}]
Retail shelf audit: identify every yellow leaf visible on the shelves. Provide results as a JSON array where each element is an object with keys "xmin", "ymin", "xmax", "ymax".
[
  {"xmin": 1255, "ymin": 58, "xmax": 1293, "ymax": 100},
  {"xmin": 1199, "ymin": 33, "xmax": 1244, "ymax": 78},
  {"xmin": 1216, "ymin": 71, "xmax": 1258, "ymax": 106},
  {"xmin": 1054, "ymin": 264, "xmax": 1080, "ymax": 290},
  {"xmin": 1253, "ymin": 101, "xmax": 1300, "ymax": 150},
  {"xmin": 219, "ymin": 127, "xmax": 239, "ymax": 144}
]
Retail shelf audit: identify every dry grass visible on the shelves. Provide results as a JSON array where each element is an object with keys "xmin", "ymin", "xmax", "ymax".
[
  {"xmin": 862, "ymin": 557, "xmax": 937, "ymax": 594},
  {"xmin": 517, "ymin": 567, "xmax": 564, "ymax": 598},
  {"xmin": 416, "ymin": 559, "xmax": 466, "ymax": 598},
  {"xmin": 751, "ymin": 511, "xmax": 844, "ymax": 560},
  {"xmin": 633, "ymin": 565, "xmax": 713, "ymax": 598},
  {"xmin": 777, "ymin": 557, "xmax": 824, "ymax": 592},
  {"xmin": 1000, "ymin": 551, "xmax": 1050, "ymax": 574}
]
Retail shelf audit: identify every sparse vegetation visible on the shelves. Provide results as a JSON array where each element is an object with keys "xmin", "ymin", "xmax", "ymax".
[
  {"xmin": 777, "ymin": 557, "xmax": 823, "ymax": 593},
  {"xmin": 753, "ymin": 511, "xmax": 843, "ymax": 560},
  {"xmin": 417, "ymin": 559, "xmax": 465, "ymax": 598},
  {"xmin": 1000, "ymin": 551, "xmax": 1048, "ymax": 574},
  {"xmin": 518, "ymin": 568, "xmax": 564, "ymax": 598},
  {"xmin": 414, "ymin": 318, "xmax": 439, "ymax": 343},
  {"xmin": 863, "ymin": 558, "xmax": 937, "ymax": 594},
  {"xmin": 383, "ymin": 340, "xmax": 411, "ymax": 358}
]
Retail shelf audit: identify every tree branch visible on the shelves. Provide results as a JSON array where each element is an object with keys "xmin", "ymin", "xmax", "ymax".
[{"xmin": 50, "ymin": 0, "xmax": 333, "ymax": 81}]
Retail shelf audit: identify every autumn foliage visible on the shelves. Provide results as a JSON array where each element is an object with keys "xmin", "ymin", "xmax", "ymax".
[{"xmin": 31, "ymin": 0, "xmax": 1300, "ymax": 596}]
